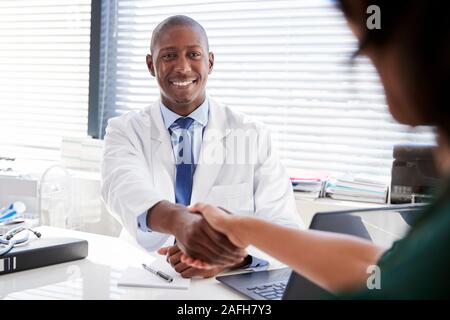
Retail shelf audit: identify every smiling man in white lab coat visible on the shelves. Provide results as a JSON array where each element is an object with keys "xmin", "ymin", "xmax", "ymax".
[{"xmin": 101, "ymin": 15, "xmax": 303, "ymax": 278}]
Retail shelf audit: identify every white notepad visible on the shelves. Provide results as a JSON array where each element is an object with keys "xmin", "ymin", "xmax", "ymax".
[{"xmin": 118, "ymin": 256, "xmax": 191, "ymax": 290}]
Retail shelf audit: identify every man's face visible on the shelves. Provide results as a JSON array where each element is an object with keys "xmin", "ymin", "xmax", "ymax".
[{"xmin": 147, "ymin": 25, "xmax": 214, "ymax": 114}]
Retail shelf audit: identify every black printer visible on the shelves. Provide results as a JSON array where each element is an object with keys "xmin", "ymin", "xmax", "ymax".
[{"xmin": 390, "ymin": 144, "xmax": 442, "ymax": 204}]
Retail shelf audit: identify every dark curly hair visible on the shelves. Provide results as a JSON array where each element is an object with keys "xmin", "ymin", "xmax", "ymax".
[{"xmin": 337, "ymin": 0, "xmax": 450, "ymax": 138}]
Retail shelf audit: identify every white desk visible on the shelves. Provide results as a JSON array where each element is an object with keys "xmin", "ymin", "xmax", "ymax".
[{"xmin": 0, "ymin": 226, "xmax": 283, "ymax": 300}]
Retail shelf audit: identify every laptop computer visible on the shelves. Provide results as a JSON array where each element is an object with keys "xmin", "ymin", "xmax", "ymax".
[{"xmin": 216, "ymin": 203, "xmax": 426, "ymax": 300}]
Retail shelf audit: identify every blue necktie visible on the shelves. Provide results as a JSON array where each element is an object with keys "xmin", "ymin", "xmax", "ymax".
[{"xmin": 170, "ymin": 117, "xmax": 195, "ymax": 206}]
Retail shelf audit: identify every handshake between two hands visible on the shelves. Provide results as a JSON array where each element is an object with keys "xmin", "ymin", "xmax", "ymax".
[{"xmin": 157, "ymin": 203, "xmax": 249, "ymax": 278}]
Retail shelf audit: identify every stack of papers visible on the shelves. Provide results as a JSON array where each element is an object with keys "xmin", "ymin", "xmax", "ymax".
[
  {"xmin": 291, "ymin": 177, "xmax": 325, "ymax": 199},
  {"xmin": 324, "ymin": 175, "xmax": 388, "ymax": 204}
]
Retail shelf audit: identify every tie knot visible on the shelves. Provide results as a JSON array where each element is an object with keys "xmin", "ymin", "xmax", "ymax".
[{"xmin": 172, "ymin": 117, "xmax": 194, "ymax": 130}]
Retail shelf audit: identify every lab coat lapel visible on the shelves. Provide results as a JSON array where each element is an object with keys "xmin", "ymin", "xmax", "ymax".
[
  {"xmin": 148, "ymin": 101, "xmax": 176, "ymax": 202},
  {"xmin": 191, "ymin": 98, "xmax": 229, "ymax": 204}
]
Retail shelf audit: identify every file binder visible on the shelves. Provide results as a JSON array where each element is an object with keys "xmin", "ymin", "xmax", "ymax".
[{"xmin": 0, "ymin": 237, "xmax": 88, "ymax": 275}]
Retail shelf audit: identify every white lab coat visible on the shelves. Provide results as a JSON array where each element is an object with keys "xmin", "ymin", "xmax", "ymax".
[{"xmin": 101, "ymin": 97, "xmax": 304, "ymax": 251}]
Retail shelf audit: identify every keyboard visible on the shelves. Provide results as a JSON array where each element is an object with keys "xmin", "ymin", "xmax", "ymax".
[{"xmin": 246, "ymin": 280, "xmax": 287, "ymax": 300}]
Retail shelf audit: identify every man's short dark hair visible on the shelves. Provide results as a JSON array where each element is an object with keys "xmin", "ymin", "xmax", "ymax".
[{"xmin": 150, "ymin": 15, "xmax": 209, "ymax": 53}]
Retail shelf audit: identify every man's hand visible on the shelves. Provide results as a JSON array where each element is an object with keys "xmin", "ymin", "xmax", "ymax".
[
  {"xmin": 148, "ymin": 200, "xmax": 247, "ymax": 266},
  {"xmin": 179, "ymin": 203, "xmax": 250, "ymax": 270},
  {"xmin": 158, "ymin": 245, "xmax": 241, "ymax": 278},
  {"xmin": 173, "ymin": 210, "xmax": 247, "ymax": 266},
  {"xmin": 188, "ymin": 203, "xmax": 248, "ymax": 248}
]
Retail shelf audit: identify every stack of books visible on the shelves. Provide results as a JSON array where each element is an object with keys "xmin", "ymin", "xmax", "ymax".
[
  {"xmin": 290, "ymin": 177, "xmax": 325, "ymax": 199},
  {"xmin": 324, "ymin": 175, "xmax": 389, "ymax": 204}
]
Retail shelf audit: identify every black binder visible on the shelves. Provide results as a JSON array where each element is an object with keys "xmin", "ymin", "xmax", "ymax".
[{"xmin": 0, "ymin": 237, "xmax": 88, "ymax": 275}]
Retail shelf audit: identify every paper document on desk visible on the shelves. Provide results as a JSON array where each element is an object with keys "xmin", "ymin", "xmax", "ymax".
[{"xmin": 118, "ymin": 256, "xmax": 190, "ymax": 290}]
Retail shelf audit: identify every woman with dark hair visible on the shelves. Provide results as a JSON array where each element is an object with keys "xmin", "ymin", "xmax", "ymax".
[{"xmin": 181, "ymin": 0, "xmax": 450, "ymax": 299}]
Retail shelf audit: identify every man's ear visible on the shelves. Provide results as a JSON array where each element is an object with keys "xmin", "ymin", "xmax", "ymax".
[
  {"xmin": 146, "ymin": 54, "xmax": 155, "ymax": 77},
  {"xmin": 208, "ymin": 52, "xmax": 214, "ymax": 74}
]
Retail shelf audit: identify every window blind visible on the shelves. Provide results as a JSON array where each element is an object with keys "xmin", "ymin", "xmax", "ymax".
[
  {"xmin": 0, "ymin": 0, "xmax": 92, "ymax": 161},
  {"xmin": 98, "ymin": 0, "xmax": 435, "ymax": 181}
]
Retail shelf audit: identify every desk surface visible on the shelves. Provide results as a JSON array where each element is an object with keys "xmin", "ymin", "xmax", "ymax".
[{"xmin": 0, "ymin": 226, "xmax": 283, "ymax": 300}]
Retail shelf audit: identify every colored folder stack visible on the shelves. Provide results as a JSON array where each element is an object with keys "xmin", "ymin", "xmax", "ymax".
[{"xmin": 324, "ymin": 175, "xmax": 389, "ymax": 204}]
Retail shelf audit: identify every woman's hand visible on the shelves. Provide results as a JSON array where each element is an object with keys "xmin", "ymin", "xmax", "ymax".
[{"xmin": 181, "ymin": 203, "xmax": 249, "ymax": 269}]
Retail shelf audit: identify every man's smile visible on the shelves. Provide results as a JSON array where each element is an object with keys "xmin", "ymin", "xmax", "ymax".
[{"xmin": 169, "ymin": 79, "xmax": 198, "ymax": 88}]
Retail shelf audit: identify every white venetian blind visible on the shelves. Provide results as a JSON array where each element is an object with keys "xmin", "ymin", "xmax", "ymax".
[
  {"xmin": 99, "ymin": 0, "xmax": 435, "ymax": 181},
  {"xmin": 0, "ymin": 0, "xmax": 92, "ymax": 161}
]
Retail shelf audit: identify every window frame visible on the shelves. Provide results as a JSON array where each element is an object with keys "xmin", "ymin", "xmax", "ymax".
[{"xmin": 87, "ymin": 0, "xmax": 103, "ymax": 139}]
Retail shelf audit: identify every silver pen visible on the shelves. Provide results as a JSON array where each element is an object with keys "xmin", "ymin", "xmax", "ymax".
[{"xmin": 142, "ymin": 263, "xmax": 173, "ymax": 283}]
